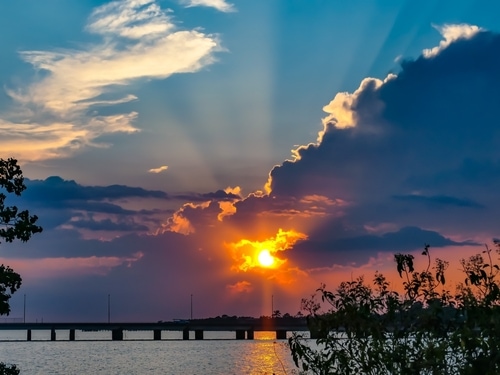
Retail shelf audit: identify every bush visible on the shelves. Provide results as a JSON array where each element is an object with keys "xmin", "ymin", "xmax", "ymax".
[
  {"xmin": 288, "ymin": 243, "xmax": 500, "ymax": 374},
  {"xmin": 0, "ymin": 363, "xmax": 20, "ymax": 375}
]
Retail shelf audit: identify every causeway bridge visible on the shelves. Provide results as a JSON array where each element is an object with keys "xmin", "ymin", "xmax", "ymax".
[{"xmin": 0, "ymin": 317, "xmax": 310, "ymax": 341}]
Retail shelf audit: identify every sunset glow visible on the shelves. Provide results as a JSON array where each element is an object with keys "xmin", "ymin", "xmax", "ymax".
[
  {"xmin": 229, "ymin": 229, "xmax": 308, "ymax": 272},
  {"xmin": 257, "ymin": 249, "xmax": 274, "ymax": 267},
  {"xmin": 1, "ymin": 0, "xmax": 499, "ymax": 326}
]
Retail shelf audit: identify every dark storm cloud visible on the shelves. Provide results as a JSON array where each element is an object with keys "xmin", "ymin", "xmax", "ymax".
[
  {"xmin": 392, "ymin": 194, "xmax": 483, "ymax": 208},
  {"xmin": 23, "ymin": 176, "xmax": 168, "ymax": 203},
  {"xmin": 175, "ymin": 189, "xmax": 241, "ymax": 202},
  {"xmin": 22, "ymin": 176, "xmax": 239, "ymax": 208},
  {"xmin": 258, "ymin": 30, "xmax": 500, "ymax": 248},
  {"xmin": 10, "ymin": 176, "xmax": 238, "ymax": 233},
  {"xmin": 289, "ymin": 226, "xmax": 476, "ymax": 268},
  {"xmin": 70, "ymin": 218, "xmax": 149, "ymax": 232},
  {"xmin": 268, "ymin": 30, "xmax": 500, "ymax": 200}
]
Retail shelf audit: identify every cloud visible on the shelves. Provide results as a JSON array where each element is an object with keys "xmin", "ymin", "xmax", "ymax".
[
  {"xmin": 16, "ymin": 176, "xmax": 248, "ymax": 237},
  {"xmin": 0, "ymin": 0, "xmax": 221, "ymax": 161},
  {"xmin": 289, "ymin": 227, "xmax": 476, "ymax": 268},
  {"xmin": 321, "ymin": 77, "xmax": 389, "ymax": 131},
  {"xmin": 175, "ymin": 189, "xmax": 241, "ymax": 202},
  {"xmin": 148, "ymin": 165, "xmax": 168, "ymax": 173},
  {"xmin": 86, "ymin": 0, "xmax": 174, "ymax": 39},
  {"xmin": 10, "ymin": 176, "xmax": 172, "ymax": 235},
  {"xmin": 266, "ymin": 28, "xmax": 500, "ymax": 222},
  {"xmin": 69, "ymin": 218, "xmax": 149, "ymax": 232},
  {"xmin": 423, "ymin": 24, "xmax": 483, "ymax": 58},
  {"xmin": 24, "ymin": 176, "xmax": 168, "ymax": 203},
  {"xmin": 181, "ymin": 0, "xmax": 235, "ymax": 12},
  {"xmin": 392, "ymin": 194, "xmax": 483, "ymax": 209},
  {"xmin": 226, "ymin": 281, "xmax": 253, "ymax": 294}
]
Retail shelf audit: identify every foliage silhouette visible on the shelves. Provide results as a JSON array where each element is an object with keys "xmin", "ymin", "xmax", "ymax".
[
  {"xmin": 1, "ymin": 158, "xmax": 43, "ymax": 375},
  {"xmin": 289, "ymin": 242, "xmax": 500, "ymax": 374}
]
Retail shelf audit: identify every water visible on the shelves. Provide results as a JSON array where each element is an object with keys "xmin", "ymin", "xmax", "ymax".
[{"xmin": 0, "ymin": 330, "xmax": 301, "ymax": 374}]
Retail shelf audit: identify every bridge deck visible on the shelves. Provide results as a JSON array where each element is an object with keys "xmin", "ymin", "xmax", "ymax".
[{"xmin": 0, "ymin": 320, "xmax": 308, "ymax": 332}]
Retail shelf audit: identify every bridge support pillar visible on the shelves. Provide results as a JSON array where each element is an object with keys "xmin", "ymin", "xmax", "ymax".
[
  {"xmin": 153, "ymin": 329, "xmax": 162, "ymax": 340},
  {"xmin": 235, "ymin": 330, "xmax": 245, "ymax": 340},
  {"xmin": 183, "ymin": 328, "xmax": 189, "ymax": 340},
  {"xmin": 27, "ymin": 329, "xmax": 31, "ymax": 341},
  {"xmin": 51, "ymin": 329, "xmax": 56, "ymax": 341},
  {"xmin": 276, "ymin": 330, "xmax": 287, "ymax": 340},
  {"xmin": 246, "ymin": 330, "xmax": 254, "ymax": 340},
  {"xmin": 194, "ymin": 330, "xmax": 204, "ymax": 340},
  {"xmin": 69, "ymin": 329, "xmax": 75, "ymax": 341},
  {"xmin": 112, "ymin": 329, "xmax": 123, "ymax": 341}
]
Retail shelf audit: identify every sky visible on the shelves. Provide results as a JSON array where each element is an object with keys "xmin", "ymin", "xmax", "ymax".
[{"xmin": 1, "ymin": 0, "xmax": 500, "ymax": 322}]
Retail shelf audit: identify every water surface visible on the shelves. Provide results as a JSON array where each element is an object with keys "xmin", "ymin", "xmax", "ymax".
[{"xmin": 0, "ymin": 330, "xmax": 300, "ymax": 374}]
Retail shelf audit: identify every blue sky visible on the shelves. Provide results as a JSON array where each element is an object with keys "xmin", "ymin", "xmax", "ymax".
[{"xmin": 1, "ymin": 0, "xmax": 500, "ymax": 321}]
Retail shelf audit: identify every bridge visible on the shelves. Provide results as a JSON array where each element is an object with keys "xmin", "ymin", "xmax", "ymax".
[{"xmin": 0, "ymin": 317, "xmax": 312, "ymax": 341}]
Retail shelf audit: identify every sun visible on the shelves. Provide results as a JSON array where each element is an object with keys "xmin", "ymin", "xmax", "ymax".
[{"xmin": 258, "ymin": 249, "xmax": 275, "ymax": 267}]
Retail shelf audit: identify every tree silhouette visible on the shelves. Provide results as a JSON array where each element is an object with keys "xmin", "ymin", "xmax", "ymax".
[{"xmin": 1, "ymin": 158, "xmax": 43, "ymax": 375}]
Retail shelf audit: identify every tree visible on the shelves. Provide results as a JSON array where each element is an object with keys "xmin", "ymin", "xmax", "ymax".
[
  {"xmin": 288, "ymin": 242, "xmax": 500, "ymax": 374},
  {"xmin": 1, "ymin": 158, "xmax": 43, "ymax": 375}
]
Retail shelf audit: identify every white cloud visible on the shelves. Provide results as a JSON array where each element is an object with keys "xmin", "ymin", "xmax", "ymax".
[
  {"xmin": 423, "ymin": 24, "xmax": 483, "ymax": 58},
  {"xmin": 321, "ymin": 75, "xmax": 394, "ymax": 137},
  {"xmin": 181, "ymin": 0, "xmax": 235, "ymax": 12},
  {"xmin": 87, "ymin": 0, "xmax": 174, "ymax": 39},
  {"xmin": 148, "ymin": 165, "xmax": 169, "ymax": 173},
  {"xmin": 0, "ymin": 0, "xmax": 221, "ymax": 161}
]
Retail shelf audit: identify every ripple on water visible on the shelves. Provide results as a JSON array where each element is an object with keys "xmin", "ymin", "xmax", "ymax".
[{"xmin": 0, "ymin": 330, "xmax": 300, "ymax": 374}]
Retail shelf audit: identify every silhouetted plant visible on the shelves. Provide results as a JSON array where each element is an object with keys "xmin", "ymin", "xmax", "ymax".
[
  {"xmin": 1, "ymin": 158, "xmax": 43, "ymax": 374},
  {"xmin": 289, "ymin": 243, "xmax": 500, "ymax": 374},
  {"xmin": 0, "ymin": 363, "xmax": 19, "ymax": 375}
]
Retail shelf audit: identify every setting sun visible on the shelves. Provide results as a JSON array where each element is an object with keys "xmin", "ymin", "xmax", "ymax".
[
  {"xmin": 258, "ymin": 249, "xmax": 274, "ymax": 267},
  {"xmin": 228, "ymin": 229, "xmax": 307, "ymax": 271}
]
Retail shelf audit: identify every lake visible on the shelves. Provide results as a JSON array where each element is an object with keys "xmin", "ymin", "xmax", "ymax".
[{"xmin": 0, "ymin": 330, "xmax": 301, "ymax": 374}]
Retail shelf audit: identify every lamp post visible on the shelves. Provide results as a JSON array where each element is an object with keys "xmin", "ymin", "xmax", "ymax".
[{"xmin": 190, "ymin": 294, "xmax": 193, "ymax": 320}]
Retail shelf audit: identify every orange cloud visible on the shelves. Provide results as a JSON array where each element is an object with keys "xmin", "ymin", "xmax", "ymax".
[
  {"xmin": 165, "ymin": 212, "xmax": 195, "ymax": 235},
  {"xmin": 217, "ymin": 186, "xmax": 241, "ymax": 221},
  {"xmin": 226, "ymin": 281, "xmax": 253, "ymax": 294},
  {"xmin": 162, "ymin": 201, "xmax": 211, "ymax": 234},
  {"xmin": 148, "ymin": 165, "xmax": 168, "ymax": 173},
  {"xmin": 218, "ymin": 200, "xmax": 237, "ymax": 221}
]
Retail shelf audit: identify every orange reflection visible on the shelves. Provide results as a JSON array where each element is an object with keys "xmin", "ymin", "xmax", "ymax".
[{"xmin": 228, "ymin": 228, "xmax": 307, "ymax": 272}]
